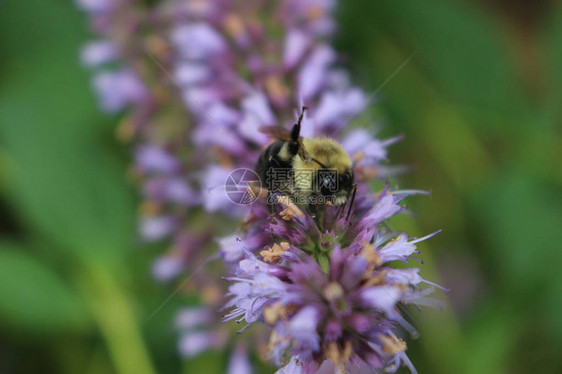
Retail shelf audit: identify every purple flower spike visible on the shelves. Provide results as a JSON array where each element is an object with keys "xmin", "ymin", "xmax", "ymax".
[
  {"xmin": 78, "ymin": 0, "xmax": 442, "ymax": 373},
  {"xmin": 226, "ymin": 209, "xmax": 441, "ymax": 373}
]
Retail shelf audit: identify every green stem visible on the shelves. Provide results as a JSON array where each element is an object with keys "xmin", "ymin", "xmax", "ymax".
[{"xmin": 79, "ymin": 263, "xmax": 157, "ymax": 374}]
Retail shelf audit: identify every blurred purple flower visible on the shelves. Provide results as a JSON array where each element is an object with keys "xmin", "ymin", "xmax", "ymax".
[
  {"xmin": 140, "ymin": 216, "xmax": 176, "ymax": 242},
  {"xmin": 76, "ymin": 0, "xmax": 114, "ymax": 13},
  {"xmin": 81, "ymin": 40, "xmax": 118, "ymax": 67},
  {"xmin": 298, "ymin": 45, "xmax": 336, "ymax": 101},
  {"xmin": 174, "ymin": 63, "xmax": 213, "ymax": 85},
  {"xmin": 201, "ymin": 166, "xmax": 243, "ymax": 215},
  {"xmin": 178, "ymin": 331, "xmax": 225, "ymax": 358},
  {"xmin": 227, "ymin": 345, "xmax": 253, "ymax": 374},
  {"xmin": 143, "ymin": 177, "xmax": 199, "ymax": 206},
  {"xmin": 175, "ymin": 307, "xmax": 215, "ymax": 330},
  {"xmin": 93, "ymin": 69, "xmax": 147, "ymax": 113},
  {"xmin": 284, "ymin": 29, "xmax": 311, "ymax": 69},
  {"xmin": 218, "ymin": 235, "xmax": 246, "ymax": 263},
  {"xmin": 136, "ymin": 146, "xmax": 181, "ymax": 174},
  {"xmin": 171, "ymin": 23, "xmax": 227, "ymax": 60}
]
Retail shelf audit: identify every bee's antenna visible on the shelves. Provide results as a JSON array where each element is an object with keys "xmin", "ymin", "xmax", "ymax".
[
  {"xmin": 345, "ymin": 184, "xmax": 357, "ymax": 221},
  {"xmin": 291, "ymin": 106, "xmax": 308, "ymax": 142},
  {"xmin": 298, "ymin": 106, "xmax": 308, "ymax": 125}
]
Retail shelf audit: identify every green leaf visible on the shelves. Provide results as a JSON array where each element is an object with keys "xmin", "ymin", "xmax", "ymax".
[
  {"xmin": 0, "ymin": 0, "xmax": 135, "ymax": 261},
  {"xmin": 0, "ymin": 242, "xmax": 90, "ymax": 332},
  {"xmin": 182, "ymin": 350, "xmax": 225, "ymax": 374},
  {"xmin": 473, "ymin": 172, "xmax": 562, "ymax": 291},
  {"xmin": 339, "ymin": 0, "xmax": 530, "ymax": 122},
  {"xmin": 545, "ymin": 3, "xmax": 562, "ymax": 131},
  {"xmin": 461, "ymin": 306, "xmax": 516, "ymax": 374}
]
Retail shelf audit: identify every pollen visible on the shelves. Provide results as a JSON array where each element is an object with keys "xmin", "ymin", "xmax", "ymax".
[
  {"xmin": 326, "ymin": 341, "xmax": 353, "ymax": 370},
  {"xmin": 379, "ymin": 334, "xmax": 407, "ymax": 355},
  {"xmin": 353, "ymin": 151, "xmax": 366, "ymax": 162},
  {"xmin": 264, "ymin": 302, "xmax": 291, "ymax": 324},
  {"xmin": 224, "ymin": 14, "xmax": 245, "ymax": 38},
  {"xmin": 140, "ymin": 200, "xmax": 162, "ymax": 216},
  {"xmin": 323, "ymin": 282, "xmax": 344, "ymax": 301},
  {"xmin": 277, "ymin": 195, "xmax": 305, "ymax": 220},
  {"xmin": 265, "ymin": 76, "xmax": 289, "ymax": 106},
  {"xmin": 307, "ymin": 5, "xmax": 326, "ymax": 21},
  {"xmin": 360, "ymin": 242, "xmax": 383, "ymax": 267},
  {"xmin": 364, "ymin": 270, "xmax": 388, "ymax": 287},
  {"xmin": 260, "ymin": 242, "xmax": 290, "ymax": 263}
]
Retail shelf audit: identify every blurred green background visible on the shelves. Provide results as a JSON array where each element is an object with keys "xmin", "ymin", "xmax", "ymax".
[{"xmin": 1, "ymin": 0, "xmax": 561, "ymax": 373}]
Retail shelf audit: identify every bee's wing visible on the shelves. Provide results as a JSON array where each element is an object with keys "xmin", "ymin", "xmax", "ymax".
[{"xmin": 258, "ymin": 126, "xmax": 293, "ymax": 141}]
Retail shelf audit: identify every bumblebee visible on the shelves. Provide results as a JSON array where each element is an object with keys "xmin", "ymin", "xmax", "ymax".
[{"xmin": 256, "ymin": 107, "xmax": 356, "ymax": 219}]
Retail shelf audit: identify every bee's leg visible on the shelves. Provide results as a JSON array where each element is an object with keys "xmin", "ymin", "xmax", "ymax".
[
  {"xmin": 338, "ymin": 199, "xmax": 347, "ymax": 218},
  {"xmin": 345, "ymin": 184, "xmax": 358, "ymax": 221},
  {"xmin": 307, "ymin": 197, "xmax": 317, "ymax": 219},
  {"xmin": 267, "ymin": 190, "xmax": 276, "ymax": 216},
  {"xmin": 307, "ymin": 197, "xmax": 324, "ymax": 232}
]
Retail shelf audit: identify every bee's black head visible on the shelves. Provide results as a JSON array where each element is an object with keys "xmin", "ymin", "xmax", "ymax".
[
  {"xmin": 316, "ymin": 168, "xmax": 354, "ymax": 205},
  {"xmin": 338, "ymin": 170, "xmax": 354, "ymax": 191}
]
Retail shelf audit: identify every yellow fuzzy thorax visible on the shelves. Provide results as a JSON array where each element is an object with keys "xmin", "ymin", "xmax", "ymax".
[{"xmin": 290, "ymin": 137, "xmax": 352, "ymax": 191}]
